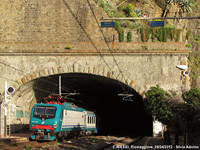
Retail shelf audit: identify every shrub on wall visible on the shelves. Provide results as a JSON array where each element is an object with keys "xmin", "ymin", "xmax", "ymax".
[
  {"xmin": 114, "ymin": 21, "xmax": 121, "ymax": 31},
  {"xmin": 124, "ymin": 3, "xmax": 135, "ymax": 17},
  {"xmin": 145, "ymin": 28, "xmax": 152, "ymax": 42},
  {"xmin": 119, "ymin": 30, "xmax": 125, "ymax": 42},
  {"xmin": 186, "ymin": 43, "xmax": 192, "ymax": 50},
  {"xmin": 114, "ymin": 21, "xmax": 125, "ymax": 42},
  {"xmin": 139, "ymin": 27, "xmax": 182, "ymax": 42},
  {"xmin": 65, "ymin": 45, "xmax": 73, "ymax": 50},
  {"xmin": 163, "ymin": 28, "xmax": 168, "ymax": 42},
  {"xmin": 127, "ymin": 32, "xmax": 132, "ymax": 42},
  {"xmin": 140, "ymin": 28, "xmax": 145, "ymax": 42},
  {"xmin": 175, "ymin": 29, "xmax": 181, "ymax": 42},
  {"xmin": 186, "ymin": 30, "xmax": 191, "ymax": 40},
  {"xmin": 152, "ymin": 28, "xmax": 156, "ymax": 42}
]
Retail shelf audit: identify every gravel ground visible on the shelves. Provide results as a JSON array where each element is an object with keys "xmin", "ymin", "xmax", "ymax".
[{"xmin": 3, "ymin": 136, "xmax": 123, "ymax": 150}]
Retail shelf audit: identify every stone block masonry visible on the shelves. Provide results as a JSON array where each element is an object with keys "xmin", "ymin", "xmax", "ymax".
[
  {"xmin": 0, "ymin": 0, "xmax": 117, "ymax": 43},
  {"xmin": 0, "ymin": 0, "xmax": 190, "ymax": 136}
]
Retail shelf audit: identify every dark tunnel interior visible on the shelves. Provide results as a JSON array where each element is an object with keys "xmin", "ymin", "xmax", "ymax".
[{"xmin": 32, "ymin": 73, "xmax": 153, "ymax": 136}]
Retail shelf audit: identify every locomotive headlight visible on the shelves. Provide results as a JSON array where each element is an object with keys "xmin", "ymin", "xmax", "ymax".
[{"xmin": 53, "ymin": 124, "xmax": 57, "ymax": 128}]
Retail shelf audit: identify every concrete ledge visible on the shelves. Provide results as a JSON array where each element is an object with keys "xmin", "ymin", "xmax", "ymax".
[
  {"xmin": 0, "ymin": 42, "xmax": 189, "ymax": 56},
  {"xmin": 0, "ymin": 50, "xmax": 190, "ymax": 57},
  {"xmin": 0, "ymin": 136, "xmax": 29, "ymax": 145}
]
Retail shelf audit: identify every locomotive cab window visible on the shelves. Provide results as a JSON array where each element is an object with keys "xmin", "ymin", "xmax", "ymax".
[
  {"xmin": 35, "ymin": 107, "xmax": 45, "ymax": 115},
  {"xmin": 34, "ymin": 106, "xmax": 57, "ymax": 120},
  {"xmin": 46, "ymin": 107, "xmax": 56, "ymax": 116}
]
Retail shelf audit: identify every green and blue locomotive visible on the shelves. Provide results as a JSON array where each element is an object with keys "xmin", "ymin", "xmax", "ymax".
[{"xmin": 29, "ymin": 95, "xmax": 97, "ymax": 141}]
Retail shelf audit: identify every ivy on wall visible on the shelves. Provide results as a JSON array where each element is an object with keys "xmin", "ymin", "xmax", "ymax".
[
  {"xmin": 127, "ymin": 32, "xmax": 132, "ymax": 42},
  {"xmin": 119, "ymin": 30, "xmax": 125, "ymax": 42},
  {"xmin": 138, "ymin": 27, "xmax": 182, "ymax": 42}
]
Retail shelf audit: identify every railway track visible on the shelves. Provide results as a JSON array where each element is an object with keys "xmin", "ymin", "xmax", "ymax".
[
  {"xmin": 1, "ymin": 135, "xmax": 144, "ymax": 150},
  {"xmin": 97, "ymin": 136, "xmax": 143, "ymax": 150}
]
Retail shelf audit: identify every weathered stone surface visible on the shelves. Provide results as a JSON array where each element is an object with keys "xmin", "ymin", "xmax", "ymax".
[
  {"xmin": 53, "ymin": 68, "xmax": 58, "ymax": 74},
  {"xmin": 93, "ymin": 67, "xmax": 97, "ymax": 75},
  {"xmin": 107, "ymin": 71, "xmax": 112, "ymax": 78},
  {"xmin": 44, "ymin": 69, "xmax": 49, "ymax": 76},
  {"xmin": 0, "ymin": 0, "xmax": 191, "ymax": 136},
  {"xmin": 0, "ymin": 54, "xmax": 189, "ymax": 96},
  {"xmin": 0, "ymin": 0, "xmax": 117, "ymax": 45},
  {"xmin": 21, "ymin": 77, "xmax": 27, "ymax": 84},
  {"xmin": 48, "ymin": 68, "xmax": 54, "ymax": 75},
  {"xmin": 73, "ymin": 64, "xmax": 79, "ymax": 72},
  {"xmin": 17, "ymin": 79, "xmax": 23, "ymax": 86},
  {"xmin": 129, "ymin": 80, "xmax": 135, "ymax": 87},
  {"xmin": 26, "ymin": 74, "xmax": 31, "ymax": 81},
  {"xmin": 34, "ymin": 71, "xmax": 40, "ymax": 78},
  {"xmin": 88, "ymin": 67, "xmax": 93, "ymax": 74},
  {"xmin": 58, "ymin": 67, "xmax": 63, "ymax": 73}
]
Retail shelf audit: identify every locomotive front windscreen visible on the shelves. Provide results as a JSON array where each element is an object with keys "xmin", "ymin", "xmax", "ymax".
[{"xmin": 34, "ymin": 106, "xmax": 57, "ymax": 119}]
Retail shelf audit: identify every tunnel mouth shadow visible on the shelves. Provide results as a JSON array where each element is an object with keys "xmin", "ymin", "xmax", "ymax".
[{"xmin": 31, "ymin": 73, "xmax": 152, "ymax": 137}]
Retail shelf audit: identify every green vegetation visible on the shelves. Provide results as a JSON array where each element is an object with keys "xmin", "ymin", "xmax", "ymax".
[
  {"xmin": 193, "ymin": 35, "xmax": 200, "ymax": 44},
  {"xmin": 124, "ymin": 3, "xmax": 138, "ymax": 17},
  {"xmin": 182, "ymin": 88, "xmax": 200, "ymax": 108},
  {"xmin": 138, "ymin": 27, "xmax": 181, "ymax": 42},
  {"xmin": 26, "ymin": 146, "xmax": 32, "ymax": 150},
  {"xmin": 144, "ymin": 86, "xmax": 200, "ymax": 144},
  {"xmin": 139, "ymin": 28, "xmax": 145, "ymax": 42},
  {"xmin": 188, "ymin": 33, "xmax": 200, "ymax": 86},
  {"xmin": 65, "ymin": 45, "xmax": 73, "ymax": 50},
  {"xmin": 118, "ymin": 30, "xmax": 125, "ymax": 42},
  {"xmin": 188, "ymin": 51, "xmax": 200, "ymax": 86},
  {"xmin": 142, "ymin": 44, "xmax": 149, "ymax": 50},
  {"xmin": 127, "ymin": 32, "xmax": 132, "ymax": 42},
  {"xmin": 144, "ymin": 85, "xmax": 174, "ymax": 124},
  {"xmin": 186, "ymin": 30, "xmax": 192, "ymax": 40},
  {"xmin": 155, "ymin": 0, "xmax": 194, "ymax": 17},
  {"xmin": 186, "ymin": 43, "xmax": 192, "ymax": 50},
  {"xmin": 181, "ymin": 88, "xmax": 200, "ymax": 138}
]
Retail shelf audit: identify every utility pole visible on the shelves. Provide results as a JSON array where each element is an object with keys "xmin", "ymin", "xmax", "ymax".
[
  {"xmin": 0, "ymin": 93, "xmax": 1, "ymax": 137},
  {"xmin": 3, "ymin": 81, "xmax": 13, "ymax": 137},
  {"xmin": 58, "ymin": 76, "xmax": 81, "ymax": 98},
  {"xmin": 59, "ymin": 76, "xmax": 62, "ymax": 96},
  {"xmin": 4, "ymin": 81, "xmax": 8, "ymax": 137}
]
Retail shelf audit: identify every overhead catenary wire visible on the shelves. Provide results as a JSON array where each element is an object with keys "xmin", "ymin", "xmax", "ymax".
[
  {"xmin": 1, "ymin": 1, "xmax": 133, "ymax": 98},
  {"xmin": 0, "ymin": 60, "xmax": 78, "ymax": 95},
  {"xmin": 101, "ymin": 16, "xmax": 200, "ymax": 20},
  {"xmin": 0, "ymin": 75, "xmax": 55, "ymax": 95},
  {"xmin": 86, "ymin": 0, "xmax": 132, "ymax": 94},
  {"xmin": 0, "ymin": 76, "xmax": 17, "ymax": 83},
  {"xmin": 61, "ymin": 0, "xmax": 112, "ymax": 72},
  {"xmin": 62, "ymin": 0, "xmax": 129, "ymax": 94}
]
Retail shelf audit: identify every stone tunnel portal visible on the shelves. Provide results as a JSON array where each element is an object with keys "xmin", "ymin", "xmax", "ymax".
[{"xmin": 9, "ymin": 73, "xmax": 152, "ymax": 136}]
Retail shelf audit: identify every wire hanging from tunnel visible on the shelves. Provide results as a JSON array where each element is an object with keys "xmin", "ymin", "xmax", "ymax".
[
  {"xmin": 62, "ymin": 0, "xmax": 132, "ymax": 96},
  {"xmin": 118, "ymin": 93, "xmax": 134, "ymax": 102}
]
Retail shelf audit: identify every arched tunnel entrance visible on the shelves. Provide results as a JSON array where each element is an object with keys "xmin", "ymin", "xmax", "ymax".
[{"xmin": 12, "ymin": 73, "xmax": 153, "ymax": 136}]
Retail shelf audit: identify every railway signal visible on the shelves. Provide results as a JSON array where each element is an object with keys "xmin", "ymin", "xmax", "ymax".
[
  {"xmin": 2, "ymin": 82, "xmax": 15, "ymax": 137},
  {"xmin": 7, "ymin": 86, "xmax": 15, "ymax": 94}
]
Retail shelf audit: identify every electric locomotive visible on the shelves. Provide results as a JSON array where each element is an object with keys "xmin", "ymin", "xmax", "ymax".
[{"xmin": 29, "ymin": 95, "xmax": 97, "ymax": 141}]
